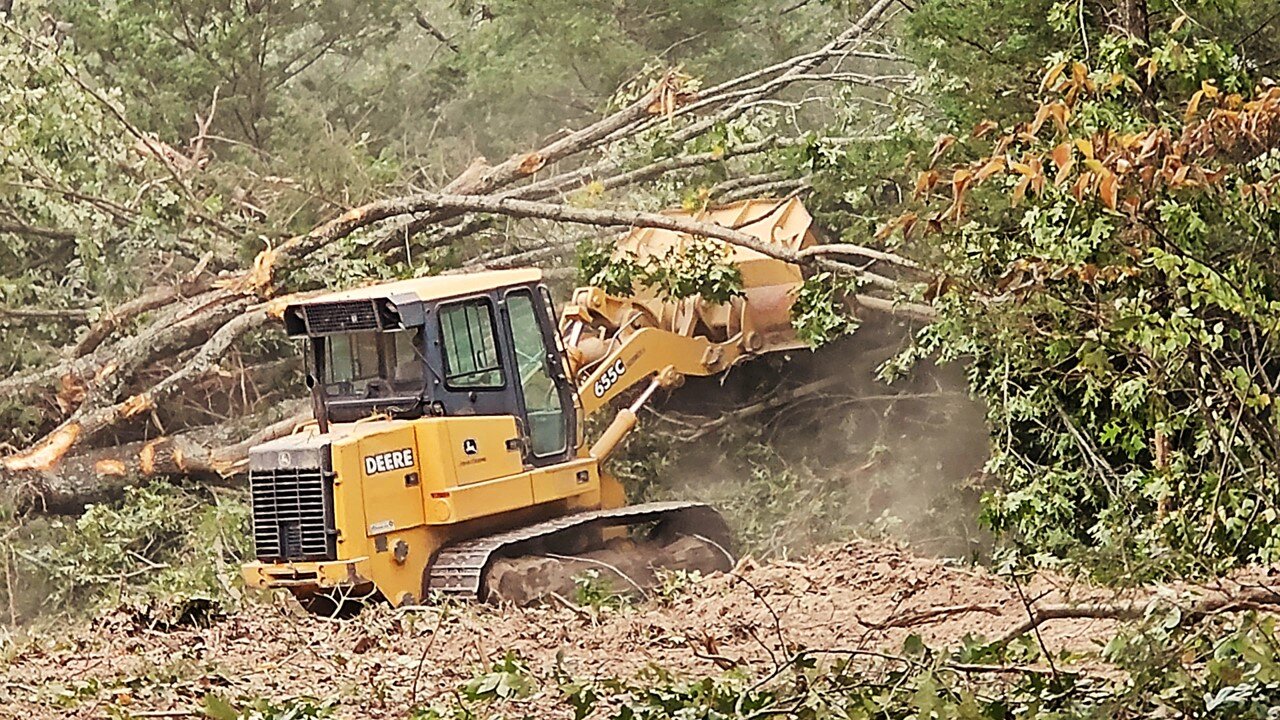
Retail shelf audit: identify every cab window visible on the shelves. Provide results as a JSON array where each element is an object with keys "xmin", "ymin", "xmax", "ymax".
[
  {"xmin": 321, "ymin": 329, "xmax": 423, "ymax": 397},
  {"xmin": 439, "ymin": 299, "xmax": 503, "ymax": 389},
  {"xmin": 507, "ymin": 291, "xmax": 567, "ymax": 457}
]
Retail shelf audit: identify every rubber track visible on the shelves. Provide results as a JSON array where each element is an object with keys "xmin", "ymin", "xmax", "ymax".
[{"xmin": 425, "ymin": 501, "xmax": 718, "ymax": 598}]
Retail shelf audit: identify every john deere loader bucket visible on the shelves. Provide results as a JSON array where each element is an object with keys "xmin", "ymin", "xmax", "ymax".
[{"xmin": 571, "ymin": 196, "xmax": 819, "ymax": 357}]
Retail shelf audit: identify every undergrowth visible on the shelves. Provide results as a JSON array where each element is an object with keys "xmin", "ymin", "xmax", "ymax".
[
  {"xmin": 412, "ymin": 613, "xmax": 1280, "ymax": 720},
  {"xmin": 0, "ymin": 482, "xmax": 251, "ymax": 626}
]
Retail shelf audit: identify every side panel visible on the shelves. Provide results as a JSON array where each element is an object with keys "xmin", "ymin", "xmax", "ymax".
[
  {"xmin": 530, "ymin": 457, "xmax": 598, "ymax": 505},
  {"xmin": 444, "ymin": 416, "xmax": 525, "ymax": 485},
  {"xmin": 447, "ymin": 473, "xmax": 536, "ymax": 523},
  {"xmin": 355, "ymin": 425, "xmax": 426, "ymax": 536}
]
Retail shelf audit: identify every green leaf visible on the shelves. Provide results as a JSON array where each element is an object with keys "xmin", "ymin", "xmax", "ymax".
[{"xmin": 203, "ymin": 694, "xmax": 239, "ymax": 720}]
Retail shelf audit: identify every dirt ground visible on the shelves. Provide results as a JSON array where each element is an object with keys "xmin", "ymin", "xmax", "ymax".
[{"xmin": 0, "ymin": 539, "xmax": 1154, "ymax": 719}]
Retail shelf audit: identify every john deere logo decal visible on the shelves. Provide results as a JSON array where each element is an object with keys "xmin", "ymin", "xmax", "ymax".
[
  {"xmin": 462, "ymin": 438, "xmax": 478, "ymax": 455},
  {"xmin": 364, "ymin": 448, "xmax": 414, "ymax": 475}
]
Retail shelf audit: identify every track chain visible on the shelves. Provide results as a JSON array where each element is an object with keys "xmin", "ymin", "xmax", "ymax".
[{"xmin": 425, "ymin": 501, "xmax": 724, "ymax": 599}]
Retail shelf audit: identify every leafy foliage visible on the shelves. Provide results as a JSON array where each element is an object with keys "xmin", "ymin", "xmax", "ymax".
[
  {"xmin": 203, "ymin": 694, "xmax": 336, "ymax": 720},
  {"xmin": 896, "ymin": 11, "xmax": 1280, "ymax": 578},
  {"xmin": 790, "ymin": 271, "xmax": 861, "ymax": 347},
  {"xmin": 411, "ymin": 612, "xmax": 1280, "ymax": 720},
  {"xmin": 0, "ymin": 37, "xmax": 229, "ymax": 360},
  {"xmin": 2, "ymin": 482, "xmax": 250, "ymax": 621},
  {"xmin": 576, "ymin": 237, "xmax": 743, "ymax": 303}
]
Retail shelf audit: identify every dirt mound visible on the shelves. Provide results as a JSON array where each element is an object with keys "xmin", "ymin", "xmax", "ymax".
[{"xmin": 0, "ymin": 540, "xmax": 1121, "ymax": 719}]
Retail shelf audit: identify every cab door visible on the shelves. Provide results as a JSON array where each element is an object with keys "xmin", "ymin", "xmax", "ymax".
[
  {"xmin": 426, "ymin": 294, "xmax": 515, "ymax": 417},
  {"xmin": 502, "ymin": 288, "xmax": 575, "ymax": 467}
]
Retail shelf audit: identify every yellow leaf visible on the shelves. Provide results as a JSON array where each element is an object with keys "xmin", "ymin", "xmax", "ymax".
[
  {"xmin": 1012, "ymin": 175, "xmax": 1032, "ymax": 206},
  {"xmin": 1074, "ymin": 138, "xmax": 1095, "ymax": 161},
  {"xmin": 1185, "ymin": 90, "xmax": 1204, "ymax": 122},
  {"xmin": 1041, "ymin": 61, "xmax": 1068, "ymax": 91},
  {"xmin": 1171, "ymin": 14, "xmax": 1188, "ymax": 33},
  {"xmin": 974, "ymin": 156, "xmax": 1006, "ymax": 183}
]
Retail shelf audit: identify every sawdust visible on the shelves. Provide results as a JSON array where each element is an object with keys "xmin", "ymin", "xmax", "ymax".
[{"xmin": 0, "ymin": 540, "xmax": 1130, "ymax": 719}]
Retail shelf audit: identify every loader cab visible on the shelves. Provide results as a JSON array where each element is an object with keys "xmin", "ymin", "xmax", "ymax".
[{"xmin": 283, "ymin": 269, "xmax": 578, "ymax": 466}]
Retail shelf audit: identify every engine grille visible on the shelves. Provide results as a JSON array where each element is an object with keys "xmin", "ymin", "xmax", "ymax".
[
  {"xmin": 250, "ymin": 465, "xmax": 337, "ymax": 562},
  {"xmin": 302, "ymin": 300, "xmax": 380, "ymax": 335}
]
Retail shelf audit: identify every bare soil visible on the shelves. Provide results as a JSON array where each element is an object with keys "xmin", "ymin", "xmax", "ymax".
[{"xmin": 0, "ymin": 539, "xmax": 1140, "ymax": 719}]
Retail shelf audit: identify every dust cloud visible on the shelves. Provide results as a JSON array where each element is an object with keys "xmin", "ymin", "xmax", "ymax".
[{"xmin": 636, "ymin": 314, "xmax": 991, "ymax": 561}]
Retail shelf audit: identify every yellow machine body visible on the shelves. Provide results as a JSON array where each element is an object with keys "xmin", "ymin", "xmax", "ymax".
[{"xmin": 241, "ymin": 198, "xmax": 818, "ymax": 607}]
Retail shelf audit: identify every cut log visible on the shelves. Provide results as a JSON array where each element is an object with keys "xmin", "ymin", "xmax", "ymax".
[{"xmin": 4, "ymin": 405, "xmax": 306, "ymax": 514}]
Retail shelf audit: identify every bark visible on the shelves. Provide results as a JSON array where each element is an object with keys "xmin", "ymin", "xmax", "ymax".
[
  {"xmin": 1116, "ymin": 0, "xmax": 1150, "ymax": 43},
  {"xmin": 73, "ymin": 275, "xmax": 212, "ymax": 357},
  {"xmin": 997, "ymin": 582, "xmax": 1280, "ymax": 643},
  {"xmin": 7, "ymin": 403, "xmax": 307, "ymax": 514}
]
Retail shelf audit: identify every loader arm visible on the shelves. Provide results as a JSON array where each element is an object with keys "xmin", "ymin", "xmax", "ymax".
[{"xmin": 574, "ymin": 325, "xmax": 743, "ymax": 417}]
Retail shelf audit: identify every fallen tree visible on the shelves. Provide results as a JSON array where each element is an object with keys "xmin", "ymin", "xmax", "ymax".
[{"xmin": 0, "ymin": 0, "xmax": 926, "ymax": 512}]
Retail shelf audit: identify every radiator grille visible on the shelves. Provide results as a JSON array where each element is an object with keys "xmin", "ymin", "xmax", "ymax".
[
  {"xmin": 250, "ymin": 466, "xmax": 336, "ymax": 562},
  {"xmin": 302, "ymin": 300, "xmax": 379, "ymax": 334}
]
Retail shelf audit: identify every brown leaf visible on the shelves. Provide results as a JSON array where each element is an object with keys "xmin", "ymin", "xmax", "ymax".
[
  {"xmin": 1054, "ymin": 157, "xmax": 1076, "ymax": 187},
  {"xmin": 929, "ymin": 134, "xmax": 957, "ymax": 167},
  {"xmin": 947, "ymin": 169, "xmax": 974, "ymax": 222},
  {"xmin": 914, "ymin": 170, "xmax": 940, "ymax": 198},
  {"xmin": 875, "ymin": 212, "xmax": 919, "ymax": 241},
  {"xmin": 1099, "ymin": 170, "xmax": 1119, "ymax": 210},
  {"xmin": 971, "ymin": 120, "xmax": 999, "ymax": 139},
  {"xmin": 1012, "ymin": 175, "xmax": 1032, "ymax": 206},
  {"xmin": 974, "ymin": 156, "xmax": 1006, "ymax": 183},
  {"xmin": 1185, "ymin": 90, "xmax": 1205, "ymax": 123},
  {"xmin": 1049, "ymin": 103, "xmax": 1070, "ymax": 133},
  {"xmin": 1041, "ymin": 61, "xmax": 1068, "ymax": 91},
  {"xmin": 1051, "ymin": 142, "xmax": 1072, "ymax": 169},
  {"xmin": 1072, "ymin": 172, "xmax": 1092, "ymax": 202},
  {"xmin": 1029, "ymin": 104, "xmax": 1053, "ymax": 136}
]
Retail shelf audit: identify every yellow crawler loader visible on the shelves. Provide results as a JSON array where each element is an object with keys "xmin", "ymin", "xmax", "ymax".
[{"xmin": 240, "ymin": 197, "xmax": 821, "ymax": 611}]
